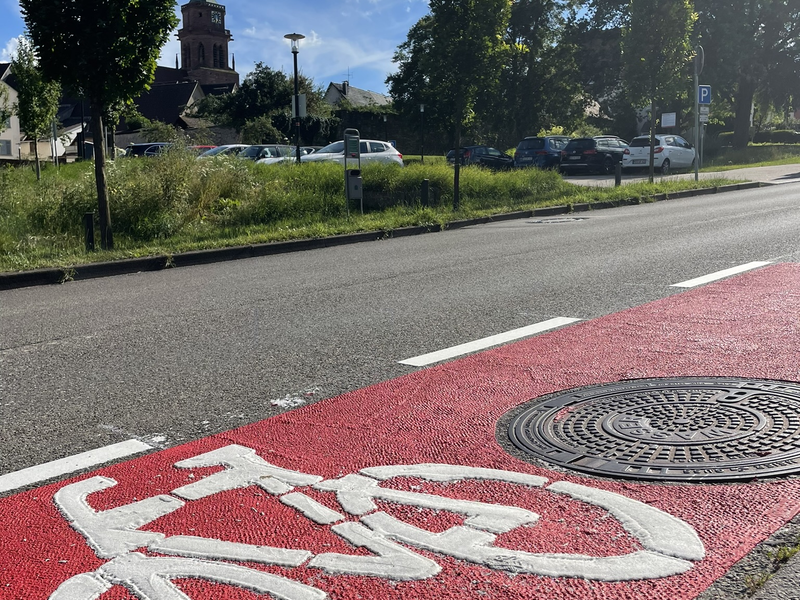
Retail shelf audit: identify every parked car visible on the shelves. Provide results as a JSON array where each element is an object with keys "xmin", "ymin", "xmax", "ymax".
[
  {"xmin": 197, "ymin": 144, "xmax": 250, "ymax": 158},
  {"xmin": 238, "ymin": 145, "xmax": 294, "ymax": 161},
  {"xmin": 622, "ymin": 135, "xmax": 696, "ymax": 175},
  {"xmin": 301, "ymin": 140, "xmax": 403, "ymax": 166},
  {"xmin": 446, "ymin": 145, "xmax": 514, "ymax": 170},
  {"xmin": 514, "ymin": 136, "xmax": 571, "ymax": 169},
  {"xmin": 559, "ymin": 136, "xmax": 628, "ymax": 175},
  {"xmin": 124, "ymin": 142, "xmax": 171, "ymax": 157},
  {"xmin": 256, "ymin": 146, "xmax": 322, "ymax": 165}
]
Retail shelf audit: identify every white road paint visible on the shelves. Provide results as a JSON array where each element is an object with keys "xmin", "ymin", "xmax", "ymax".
[
  {"xmin": 671, "ymin": 261, "xmax": 771, "ymax": 288},
  {"xmin": 50, "ymin": 444, "xmax": 706, "ymax": 599},
  {"xmin": 398, "ymin": 317, "xmax": 582, "ymax": 367},
  {"xmin": 0, "ymin": 439, "xmax": 152, "ymax": 495}
]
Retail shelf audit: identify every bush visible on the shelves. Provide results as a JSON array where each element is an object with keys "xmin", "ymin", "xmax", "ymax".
[
  {"xmin": 772, "ymin": 130, "xmax": 799, "ymax": 144},
  {"xmin": 753, "ymin": 131, "xmax": 772, "ymax": 144},
  {"xmin": 717, "ymin": 132, "xmax": 734, "ymax": 146}
]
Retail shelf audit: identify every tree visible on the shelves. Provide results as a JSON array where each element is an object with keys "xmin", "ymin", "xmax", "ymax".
[
  {"xmin": 20, "ymin": 0, "xmax": 178, "ymax": 249},
  {"xmin": 193, "ymin": 63, "xmax": 330, "ymax": 143},
  {"xmin": 389, "ymin": 1, "xmax": 511, "ymax": 209},
  {"xmin": 694, "ymin": 0, "xmax": 800, "ymax": 148},
  {"xmin": 11, "ymin": 37, "xmax": 61, "ymax": 181},
  {"xmin": 622, "ymin": 0, "xmax": 695, "ymax": 181}
]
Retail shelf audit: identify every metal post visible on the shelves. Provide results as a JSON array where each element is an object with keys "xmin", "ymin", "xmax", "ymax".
[
  {"xmin": 83, "ymin": 212, "xmax": 95, "ymax": 252},
  {"xmin": 421, "ymin": 179, "xmax": 429, "ymax": 206},
  {"xmin": 420, "ymin": 104, "xmax": 425, "ymax": 164},
  {"xmin": 694, "ymin": 45, "xmax": 704, "ymax": 182},
  {"xmin": 292, "ymin": 49, "xmax": 301, "ymax": 164},
  {"xmin": 615, "ymin": 162, "xmax": 622, "ymax": 187}
]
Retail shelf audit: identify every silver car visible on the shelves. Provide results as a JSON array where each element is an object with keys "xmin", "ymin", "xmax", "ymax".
[{"xmin": 301, "ymin": 140, "xmax": 403, "ymax": 166}]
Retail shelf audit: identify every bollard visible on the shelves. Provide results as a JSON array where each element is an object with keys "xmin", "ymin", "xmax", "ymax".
[
  {"xmin": 615, "ymin": 162, "xmax": 622, "ymax": 187},
  {"xmin": 421, "ymin": 179, "xmax": 430, "ymax": 207},
  {"xmin": 83, "ymin": 212, "xmax": 95, "ymax": 252}
]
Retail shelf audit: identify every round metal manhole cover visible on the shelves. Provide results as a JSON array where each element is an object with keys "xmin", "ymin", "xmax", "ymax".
[{"xmin": 504, "ymin": 378, "xmax": 800, "ymax": 482}]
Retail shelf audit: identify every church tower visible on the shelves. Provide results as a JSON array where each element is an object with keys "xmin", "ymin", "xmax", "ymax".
[{"xmin": 177, "ymin": 0, "xmax": 239, "ymax": 86}]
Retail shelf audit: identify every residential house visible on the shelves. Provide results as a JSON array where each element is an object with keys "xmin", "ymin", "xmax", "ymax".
[
  {"xmin": 323, "ymin": 81, "xmax": 391, "ymax": 109},
  {"xmin": 0, "ymin": 63, "xmax": 22, "ymax": 162}
]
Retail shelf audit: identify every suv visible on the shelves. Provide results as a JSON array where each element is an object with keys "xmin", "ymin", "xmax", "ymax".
[
  {"xmin": 514, "ymin": 136, "xmax": 570, "ymax": 169},
  {"xmin": 446, "ymin": 145, "xmax": 513, "ymax": 170},
  {"xmin": 559, "ymin": 136, "xmax": 628, "ymax": 175},
  {"xmin": 238, "ymin": 145, "xmax": 294, "ymax": 161}
]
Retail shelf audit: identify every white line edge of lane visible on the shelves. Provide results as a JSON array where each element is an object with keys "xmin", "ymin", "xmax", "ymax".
[
  {"xmin": 670, "ymin": 261, "xmax": 772, "ymax": 288},
  {"xmin": 399, "ymin": 317, "xmax": 582, "ymax": 367},
  {"xmin": 0, "ymin": 439, "xmax": 153, "ymax": 494}
]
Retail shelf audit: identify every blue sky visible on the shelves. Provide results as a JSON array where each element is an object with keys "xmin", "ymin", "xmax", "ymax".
[{"xmin": 1, "ymin": 0, "xmax": 431, "ymax": 95}]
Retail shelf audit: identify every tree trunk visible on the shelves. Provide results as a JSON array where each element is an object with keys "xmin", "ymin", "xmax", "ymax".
[
  {"xmin": 90, "ymin": 103, "xmax": 113, "ymax": 250},
  {"xmin": 732, "ymin": 77, "xmax": 756, "ymax": 150},
  {"xmin": 33, "ymin": 138, "xmax": 41, "ymax": 181}
]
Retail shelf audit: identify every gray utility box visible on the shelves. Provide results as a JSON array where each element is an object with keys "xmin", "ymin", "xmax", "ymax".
[{"xmin": 346, "ymin": 169, "xmax": 363, "ymax": 200}]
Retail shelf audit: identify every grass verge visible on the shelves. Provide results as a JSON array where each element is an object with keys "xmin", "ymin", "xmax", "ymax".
[{"xmin": 0, "ymin": 149, "xmax": 744, "ymax": 273}]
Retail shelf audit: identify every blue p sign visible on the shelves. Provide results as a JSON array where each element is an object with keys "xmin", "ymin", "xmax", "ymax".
[{"xmin": 698, "ymin": 85, "xmax": 712, "ymax": 105}]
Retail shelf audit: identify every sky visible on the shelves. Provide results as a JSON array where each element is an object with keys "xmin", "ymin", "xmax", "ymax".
[{"xmin": 0, "ymin": 0, "xmax": 431, "ymax": 96}]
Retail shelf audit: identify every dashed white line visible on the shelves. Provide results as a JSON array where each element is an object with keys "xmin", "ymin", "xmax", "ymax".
[
  {"xmin": 671, "ymin": 261, "xmax": 771, "ymax": 288},
  {"xmin": 0, "ymin": 439, "xmax": 152, "ymax": 494},
  {"xmin": 399, "ymin": 317, "xmax": 581, "ymax": 367}
]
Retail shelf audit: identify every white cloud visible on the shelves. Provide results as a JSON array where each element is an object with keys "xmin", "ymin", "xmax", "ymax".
[{"xmin": 1, "ymin": 35, "xmax": 22, "ymax": 62}]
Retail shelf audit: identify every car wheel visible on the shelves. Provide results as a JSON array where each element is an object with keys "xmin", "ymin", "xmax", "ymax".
[
  {"xmin": 661, "ymin": 159, "xmax": 671, "ymax": 175},
  {"xmin": 602, "ymin": 156, "xmax": 615, "ymax": 175}
]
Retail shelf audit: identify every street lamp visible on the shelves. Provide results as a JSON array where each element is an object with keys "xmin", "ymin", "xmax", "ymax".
[{"xmin": 284, "ymin": 33, "xmax": 305, "ymax": 164}]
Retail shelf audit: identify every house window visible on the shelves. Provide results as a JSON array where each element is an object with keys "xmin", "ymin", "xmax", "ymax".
[
  {"xmin": 0, "ymin": 140, "xmax": 11, "ymax": 156},
  {"xmin": 213, "ymin": 45, "xmax": 218, "ymax": 68}
]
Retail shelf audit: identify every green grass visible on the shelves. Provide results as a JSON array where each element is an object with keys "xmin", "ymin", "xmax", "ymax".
[
  {"xmin": 702, "ymin": 144, "xmax": 800, "ymax": 170},
  {"xmin": 0, "ymin": 147, "xmax": 750, "ymax": 273}
]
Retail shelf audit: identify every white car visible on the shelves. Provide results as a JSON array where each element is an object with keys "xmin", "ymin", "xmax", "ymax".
[
  {"xmin": 301, "ymin": 140, "xmax": 403, "ymax": 166},
  {"xmin": 622, "ymin": 135, "xmax": 696, "ymax": 175}
]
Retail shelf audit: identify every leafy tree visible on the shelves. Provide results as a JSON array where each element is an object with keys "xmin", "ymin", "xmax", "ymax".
[
  {"xmin": 389, "ymin": 1, "xmax": 512, "ymax": 209},
  {"xmin": 20, "ymin": 0, "xmax": 178, "ymax": 249},
  {"xmin": 491, "ymin": 0, "xmax": 585, "ymax": 145},
  {"xmin": 11, "ymin": 37, "xmax": 61, "ymax": 181},
  {"xmin": 622, "ymin": 0, "xmax": 695, "ymax": 180},
  {"xmin": 240, "ymin": 116, "xmax": 286, "ymax": 144},
  {"xmin": 694, "ymin": 0, "xmax": 800, "ymax": 148},
  {"xmin": 193, "ymin": 63, "xmax": 329, "ymax": 143}
]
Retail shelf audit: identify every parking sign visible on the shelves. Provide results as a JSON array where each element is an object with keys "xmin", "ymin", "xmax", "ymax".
[{"xmin": 698, "ymin": 85, "xmax": 712, "ymax": 105}]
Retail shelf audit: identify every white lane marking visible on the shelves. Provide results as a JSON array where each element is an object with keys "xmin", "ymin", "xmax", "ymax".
[
  {"xmin": 0, "ymin": 439, "xmax": 152, "ymax": 494},
  {"xmin": 398, "ymin": 317, "xmax": 581, "ymax": 367},
  {"xmin": 671, "ymin": 261, "xmax": 771, "ymax": 288}
]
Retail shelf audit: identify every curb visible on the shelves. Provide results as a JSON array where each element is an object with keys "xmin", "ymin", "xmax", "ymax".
[{"xmin": 0, "ymin": 181, "xmax": 767, "ymax": 291}]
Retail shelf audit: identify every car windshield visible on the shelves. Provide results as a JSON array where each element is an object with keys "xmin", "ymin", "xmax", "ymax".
[
  {"xmin": 316, "ymin": 141, "xmax": 345, "ymax": 154},
  {"xmin": 550, "ymin": 138, "xmax": 569, "ymax": 149},
  {"xmin": 239, "ymin": 146, "xmax": 266, "ymax": 158},
  {"xmin": 630, "ymin": 138, "xmax": 660, "ymax": 147},
  {"xmin": 200, "ymin": 146, "xmax": 237, "ymax": 157},
  {"xmin": 518, "ymin": 139, "xmax": 545, "ymax": 150}
]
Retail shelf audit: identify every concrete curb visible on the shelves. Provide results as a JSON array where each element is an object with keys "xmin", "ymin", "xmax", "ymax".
[{"xmin": 0, "ymin": 181, "xmax": 766, "ymax": 291}]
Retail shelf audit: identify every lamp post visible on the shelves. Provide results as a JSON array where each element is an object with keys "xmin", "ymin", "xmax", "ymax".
[
  {"xmin": 383, "ymin": 114, "xmax": 388, "ymax": 141},
  {"xmin": 284, "ymin": 33, "xmax": 305, "ymax": 164},
  {"xmin": 420, "ymin": 104, "xmax": 425, "ymax": 164}
]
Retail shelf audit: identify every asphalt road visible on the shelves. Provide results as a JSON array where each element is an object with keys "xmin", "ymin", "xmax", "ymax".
[{"xmin": 2, "ymin": 178, "xmax": 800, "ymax": 477}]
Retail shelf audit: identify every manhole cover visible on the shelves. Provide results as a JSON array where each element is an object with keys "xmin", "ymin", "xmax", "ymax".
[{"xmin": 505, "ymin": 378, "xmax": 800, "ymax": 482}]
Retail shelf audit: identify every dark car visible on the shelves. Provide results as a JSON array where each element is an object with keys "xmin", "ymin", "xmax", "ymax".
[
  {"xmin": 559, "ymin": 136, "xmax": 629, "ymax": 175},
  {"xmin": 446, "ymin": 145, "xmax": 514, "ymax": 170},
  {"xmin": 124, "ymin": 142, "xmax": 171, "ymax": 157},
  {"xmin": 514, "ymin": 136, "xmax": 571, "ymax": 169}
]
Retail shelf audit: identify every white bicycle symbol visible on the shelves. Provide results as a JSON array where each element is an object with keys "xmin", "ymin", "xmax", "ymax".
[{"xmin": 50, "ymin": 444, "xmax": 704, "ymax": 599}]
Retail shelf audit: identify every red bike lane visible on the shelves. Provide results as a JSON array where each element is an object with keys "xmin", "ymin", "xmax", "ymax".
[{"xmin": 2, "ymin": 263, "xmax": 800, "ymax": 599}]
